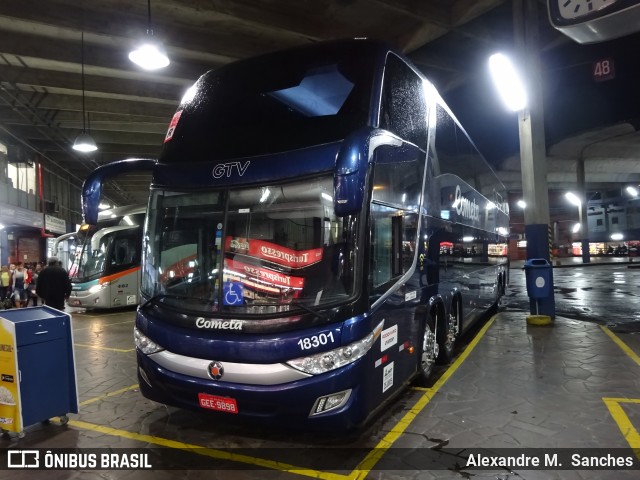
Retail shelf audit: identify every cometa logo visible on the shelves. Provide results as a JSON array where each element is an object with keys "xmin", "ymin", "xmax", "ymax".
[
  {"xmin": 454, "ymin": 185, "xmax": 480, "ymax": 222},
  {"xmin": 195, "ymin": 318, "xmax": 244, "ymax": 330}
]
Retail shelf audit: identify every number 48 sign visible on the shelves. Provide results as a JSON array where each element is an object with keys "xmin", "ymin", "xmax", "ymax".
[{"xmin": 592, "ymin": 58, "xmax": 615, "ymax": 83}]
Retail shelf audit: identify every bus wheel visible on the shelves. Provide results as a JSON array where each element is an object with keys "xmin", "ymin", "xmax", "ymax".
[
  {"xmin": 419, "ymin": 317, "xmax": 438, "ymax": 381},
  {"xmin": 437, "ymin": 300, "xmax": 459, "ymax": 365}
]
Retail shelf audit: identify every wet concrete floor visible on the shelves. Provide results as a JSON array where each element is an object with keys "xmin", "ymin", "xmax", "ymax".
[{"xmin": 1, "ymin": 263, "xmax": 639, "ymax": 479}]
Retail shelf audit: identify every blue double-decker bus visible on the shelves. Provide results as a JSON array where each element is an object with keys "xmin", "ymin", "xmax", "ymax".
[{"xmin": 82, "ymin": 39, "xmax": 509, "ymax": 429}]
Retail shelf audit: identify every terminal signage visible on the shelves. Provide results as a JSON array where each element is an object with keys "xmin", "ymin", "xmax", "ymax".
[{"xmin": 592, "ymin": 58, "xmax": 615, "ymax": 83}]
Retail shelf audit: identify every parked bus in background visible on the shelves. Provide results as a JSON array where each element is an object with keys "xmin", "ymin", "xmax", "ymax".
[
  {"xmin": 61, "ymin": 205, "xmax": 145, "ymax": 310},
  {"xmin": 81, "ymin": 39, "xmax": 509, "ymax": 429}
]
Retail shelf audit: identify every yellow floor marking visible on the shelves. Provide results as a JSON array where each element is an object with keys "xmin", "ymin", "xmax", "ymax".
[
  {"xmin": 351, "ymin": 315, "xmax": 497, "ymax": 479},
  {"xmin": 80, "ymin": 384, "xmax": 140, "ymax": 407},
  {"xmin": 74, "ymin": 319, "xmax": 135, "ymax": 332},
  {"xmin": 600, "ymin": 326, "xmax": 640, "ymax": 366},
  {"xmin": 74, "ymin": 343, "xmax": 134, "ymax": 353},
  {"xmin": 67, "ymin": 315, "xmax": 498, "ymax": 478},
  {"xmin": 68, "ymin": 419, "xmax": 350, "ymax": 480},
  {"xmin": 410, "ymin": 386, "xmax": 433, "ymax": 392},
  {"xmin": 602, "ymin": 397, "xmax": 640, "ymax": 459}
]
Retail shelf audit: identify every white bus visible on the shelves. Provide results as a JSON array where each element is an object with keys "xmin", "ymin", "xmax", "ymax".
[{"xmin": 65, "ymin": 205, "xmax": 145, "ymax": 309}]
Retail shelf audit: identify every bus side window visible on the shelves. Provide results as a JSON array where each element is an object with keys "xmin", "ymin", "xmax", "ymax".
[
  {"xmin": 370, "ymin": 204, "xmax": 417, "ymax": 296},
  {"xmin": 379, "ymin": 53, "xmax": 427, "ymax": 149}
]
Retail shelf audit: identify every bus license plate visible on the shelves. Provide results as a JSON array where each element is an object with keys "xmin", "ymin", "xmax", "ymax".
[{"xmin": 198, "ymin": 393, "xmax": 238, "ymax": 414}]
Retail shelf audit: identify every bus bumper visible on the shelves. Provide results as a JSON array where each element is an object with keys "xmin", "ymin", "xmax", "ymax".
[{"xmin": 136, "ymin": 349, "xmax": 370, "ymax": 430}]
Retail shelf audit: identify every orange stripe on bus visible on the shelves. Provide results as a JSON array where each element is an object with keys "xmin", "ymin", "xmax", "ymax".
[{"xmin": 99, "ymin": 266, "xmax": 141, "ymax": 285}]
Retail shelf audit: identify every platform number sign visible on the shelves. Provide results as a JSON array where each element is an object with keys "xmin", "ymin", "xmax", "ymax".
[{"xmin": 592, "ymin": 58, "xmax": 615, "ymax": 82}]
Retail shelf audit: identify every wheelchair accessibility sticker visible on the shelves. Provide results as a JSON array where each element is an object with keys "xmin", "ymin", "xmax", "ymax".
[{"xmin": 223, "ymin": 282, "xmax": 244, "ymax": 306}]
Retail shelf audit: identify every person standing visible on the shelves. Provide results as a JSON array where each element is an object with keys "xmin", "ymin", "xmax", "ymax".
[
  {"xmin": 0, "ymin": 265, "xmax": 10, "ymax": 303},
  {"xmin": 11, "ymin": 262, "xmax": 28, "ymax": 308},
  {"xmin": 27, "ymin": 263, "xmax": 43, "ymax": 306},
  {"xmin": 36, "ymin": 257, "xmax": 72, "ymax": 310}
]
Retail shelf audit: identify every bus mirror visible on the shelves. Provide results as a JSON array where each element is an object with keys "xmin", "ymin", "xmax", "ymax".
[
  {"xmin": 334, "ymin": 128, "xmax": 402, "ymax": 216},
  {"xmin": 334, "ymin": 168, "xmax": 366, "ymax": 216},
  {"xmin": 82, "ymin": 158, "xmax": 156, "ymax": 224}
]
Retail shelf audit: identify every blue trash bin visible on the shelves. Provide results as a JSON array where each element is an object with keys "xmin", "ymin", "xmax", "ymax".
[{"xmin": 523, "ymin": 258, "xmax": 552, "ymax": 299}]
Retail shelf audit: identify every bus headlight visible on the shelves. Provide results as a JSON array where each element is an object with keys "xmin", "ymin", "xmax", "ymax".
[
  {"xmin": 286, "ymin": 331, "xmax": 376, "ymax": 375},
  {"xmin": 134, "ymin": 327, "xmax": 164, "ymax": 354},
  {"xmin": 89, "ymin": 283, "xmax": 105, "ymax": 294}
]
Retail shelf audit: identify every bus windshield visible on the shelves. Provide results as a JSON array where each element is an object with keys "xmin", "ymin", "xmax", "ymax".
[
  {"xmin": 71, "ymin": 232, "xmax": 109, "ymax": 280},
  {"xmin": 71, "ymin": 226, "xmax": 141, "ymax": 282},
  {"xmin": 143, "ymin": 175, "xmax": 358, "ymax": 315}
]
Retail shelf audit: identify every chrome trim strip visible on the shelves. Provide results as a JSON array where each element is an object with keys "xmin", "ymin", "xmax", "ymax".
[{"xmin": 148, "ymin": 350, "xmax": 311, "ymax": 385}]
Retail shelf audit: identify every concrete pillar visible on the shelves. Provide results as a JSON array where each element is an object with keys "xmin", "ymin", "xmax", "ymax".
[
  {"xmin": 576, "ymin": 156, "xmax": 591, "ymax": 263},
  {"xmin": 514, "ymin": 0, "xmax": 556, "ymax": 318}
]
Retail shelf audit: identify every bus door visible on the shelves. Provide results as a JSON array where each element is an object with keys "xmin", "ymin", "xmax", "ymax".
[
  {"xmin": 105, "ymin": 229, "xmax": 141, "ymax": 307},
  {"xmin": 368, "ymin": 203, "xmax": 421, "ymax": 404}
]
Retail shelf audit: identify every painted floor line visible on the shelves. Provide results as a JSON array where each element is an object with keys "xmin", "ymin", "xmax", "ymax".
[
  {"xmin": 80, "ymin": 384, "xmax": 140, "ymax": 407},
  {"xmin": 351, "ymin": 315, "xmax": 497, "ymax": 479},
  {"xmin": 74, "ymin": 319, "xmax": 135, "ymax": 332},
  {"xmin": 68, "ymin": 419, "xmax": 350, "ymax": 480},
  {"xmin": 602, "ymin": 397, "xmax": 640, "ymax": 458},
  {"xmin": 600, "ymin": 326, "xmax": 640, "ymax": 366},
  {"xmin": 74, "ymin": 343, "xmax": 135, "ymax": 353}
]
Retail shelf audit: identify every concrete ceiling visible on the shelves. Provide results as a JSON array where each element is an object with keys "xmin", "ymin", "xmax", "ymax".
[{"xmin": 0, "ymin": 0, "xmax": 639, "ymax": 209}]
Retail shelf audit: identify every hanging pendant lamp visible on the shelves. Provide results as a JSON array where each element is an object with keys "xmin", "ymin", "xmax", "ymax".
[
  {"xmin": 129, "ymin": 0, "xmax": 170, "ymax": 70},
  {"xmin": 73, "ymin": 32, "xmax": 98, "ymax": 153}
]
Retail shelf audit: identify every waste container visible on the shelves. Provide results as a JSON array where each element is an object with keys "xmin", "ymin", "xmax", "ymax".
[
  {"xmin": 0, "ymin": 306, "xmax": 78, "ymax": 438},
  {"xmin": 523, "ymin": 258, "xmax": 552, "ymax": 299}
]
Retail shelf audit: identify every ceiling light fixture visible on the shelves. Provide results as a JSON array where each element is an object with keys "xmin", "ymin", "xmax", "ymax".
[
  {"xmin": 129, "ymin": 0, "xmax": 170, "ymax": 70},
  {"xmin": 488, "ymin": 53, "xmax": 528, "ymax": 112},
  {"xmin": 73, "ymin": 32, "xmax": 98, "ymax": 153}
]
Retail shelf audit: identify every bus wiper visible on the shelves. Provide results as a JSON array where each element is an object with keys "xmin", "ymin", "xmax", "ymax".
[
  {"xmin": 139, "ymin": 293, "xmax": 166, "ymax": 310},
  {"xmin": 139, "ymin": 293, "xmax": 201, "ymax": 309},
  {"xmin": 289, "ymin": 302, "xmax": 328, "ymax": 321}
]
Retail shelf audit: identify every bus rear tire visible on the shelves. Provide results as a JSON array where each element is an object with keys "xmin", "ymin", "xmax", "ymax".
[
  {"xmin": 436, "ymin": 300, "xmax": 459, "ymax": 365},
  {"xmin": 418, "ymin": 315, "xmax": 438, "ymax": 382}
]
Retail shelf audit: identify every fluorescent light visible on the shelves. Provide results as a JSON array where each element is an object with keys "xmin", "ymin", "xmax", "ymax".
[
  {"xmin": 626, "ymin": 186, "xmax": 638, "ymax": 197},
  {"xmin": 572, "ymin": 223, "xmax": 581, "ymax": 233},
  {"xmin": 463, "ymin": 236, "xmax": 474, "ymax": 242},
  {"xmin": 488, "ymin": 53, "xmax": 528, "ymax": 111},
  {"xmin": 129, "ymin": 0, "xmax": 170, "ymax": 71},
  {"xmin": 611, "ymin": 233, "xmax": 624, "ymax": 241},
  {"xmin": 517, "ymin": 200, "xmax": 526, "ymax": 209},
  {"xmin": 129, "ymin": 40, "xmax": 170, "ymax": 70},
  {"xmin": 72, "ymin": 132, "xmax": 98, "ymax": 152},
  {"xmin": 565, "ymin": 192, "xmax": 581, "ymax": 206}
]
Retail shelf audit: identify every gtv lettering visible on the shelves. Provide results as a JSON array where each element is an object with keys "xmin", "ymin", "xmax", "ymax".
[
  {"xmin": 212, "ymin": 161, "xmax": 250, "ymax": 178},
  {"xmin": 454, "ymin": 185, "xmax": 480, "ymax": 222}
]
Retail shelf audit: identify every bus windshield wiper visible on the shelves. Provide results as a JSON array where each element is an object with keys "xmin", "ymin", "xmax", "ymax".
[
  {"xmin": 139, "ymin": 293, "xmax": 203, "ymax": 310},
  {"xmin": 289, "ymin": 302, "xmax": 328, "ymax": 321},
  {"xmin": 139, "ymin": 293, "xmax": 166, "ymax": 310}
]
